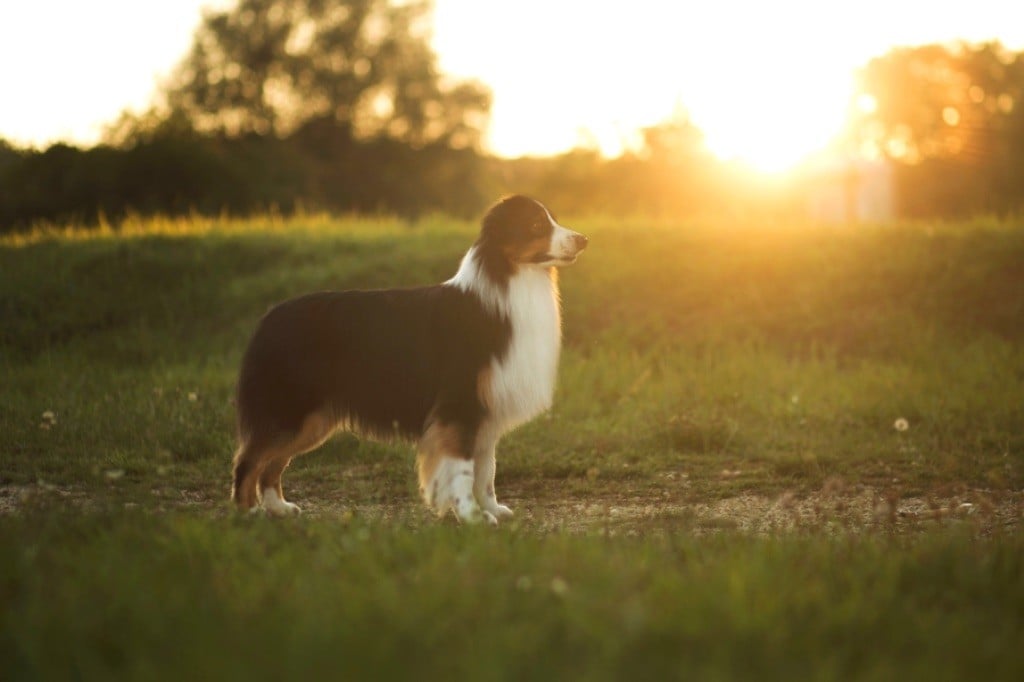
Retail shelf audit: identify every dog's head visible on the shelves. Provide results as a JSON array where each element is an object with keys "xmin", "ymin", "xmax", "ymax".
[{"xmin": 478, "ymin": 195, "xmax": 588, "ymax": 270}]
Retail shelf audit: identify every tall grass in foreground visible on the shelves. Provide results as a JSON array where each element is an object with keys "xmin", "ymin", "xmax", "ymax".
[{"xmin": 2, "ymin": 513, "xmax": 1022, "ymax": 680}]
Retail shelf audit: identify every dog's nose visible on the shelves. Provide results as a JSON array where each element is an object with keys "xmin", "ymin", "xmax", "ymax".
[{"xmin": 573, "ymin": 234, "xmax": 589, "ymax": 250}]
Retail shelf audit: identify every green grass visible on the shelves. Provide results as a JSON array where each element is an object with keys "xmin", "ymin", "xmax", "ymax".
[
  {"xmin": 2, "ymin": 514, "xmax": 1022, "ymax": 680},
  {"xmin": 2, "ymin": 214, "xmax": 1022, "ymax": 501},
  {"xmin": 2, "ymin": 213, "xmax": 1024, "ymax": 678}
]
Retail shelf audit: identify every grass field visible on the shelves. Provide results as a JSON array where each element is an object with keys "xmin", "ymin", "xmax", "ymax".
[{"xmin": 2, "ymin": 213, "xmax": 1023, "ymax": 679}]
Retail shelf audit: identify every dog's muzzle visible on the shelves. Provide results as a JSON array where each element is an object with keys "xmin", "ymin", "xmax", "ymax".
[
  {"xmin": 558, "ymin": 232, "xmax": 588, "ymax": 263},
  {"xmin": 534, "ymin": 228, "xmax": 588, "ymax": 265}
]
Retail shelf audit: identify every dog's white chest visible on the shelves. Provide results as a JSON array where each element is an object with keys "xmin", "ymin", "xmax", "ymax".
[{"xmin": 489, "ymin": 271, "xmax": 561, "ymax": 430}]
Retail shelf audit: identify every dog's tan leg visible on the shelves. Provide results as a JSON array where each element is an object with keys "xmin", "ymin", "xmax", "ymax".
[
  {"xmin": 417, "ymin": 421, "xmax": 491, "ymax": 524},
  {"xmin": 258, "ymin": 457, "xmax": 299, "ymax": 516},
  {"xmin": 256, "ymin": 411, "xmax": 336, "ymax": 517},
  {"xmin": 232, "ymin": 437, "xmax": 271, "ymax": 511}
]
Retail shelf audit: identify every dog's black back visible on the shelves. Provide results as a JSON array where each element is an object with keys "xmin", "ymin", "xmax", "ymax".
[{"xmin": 236, "ymin": 286, "xmax": 510, "ymax": 447}]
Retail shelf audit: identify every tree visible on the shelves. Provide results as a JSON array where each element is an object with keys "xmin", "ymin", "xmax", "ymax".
[
  {"xmin": 161, "ymin": 0, "xmax": 490, "ymax": 148},
  {"xmin": 851, "ymin": 42, "xmax": 1023, "ymax": 163},
  {"xmin": 849, "ymin": 42, "xmax": 1024, "ymax": 215},
  {"xmin": 0, "ymin": 138, "xmax": 22, "ymax": 177}
]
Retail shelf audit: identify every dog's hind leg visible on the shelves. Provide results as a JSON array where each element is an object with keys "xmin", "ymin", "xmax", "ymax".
[
  {"xmin": 232, "ymin": 434, "xmax": 276, "ymax": 511},
  {"xmin": 258, "ymin": 457, "xmax": 300, "ymax": 516},
  {"xmin": 257, "ymin": 411, "xmax": 336, "ymax": 516}
]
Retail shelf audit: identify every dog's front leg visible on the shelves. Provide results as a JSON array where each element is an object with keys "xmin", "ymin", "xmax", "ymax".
[
  {"xmin": 417, "ymin": 422, "xmax": 492, "ymax": 524},
  {"xmin": 472, "ymin": 423, "xmax": 513, "ymax": 523}
]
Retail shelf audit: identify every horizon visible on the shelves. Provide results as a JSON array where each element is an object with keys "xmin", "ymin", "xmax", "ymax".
[{"xmin": 2, "ymin": 0, "xmax": 1023, "ymax": 171}]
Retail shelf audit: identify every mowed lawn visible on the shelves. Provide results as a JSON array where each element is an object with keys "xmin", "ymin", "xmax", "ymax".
[{"xmin": 1, "ymin": 214, "xmax": 1023, "ymax": 679}]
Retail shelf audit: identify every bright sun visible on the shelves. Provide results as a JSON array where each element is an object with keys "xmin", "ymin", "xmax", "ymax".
[
  {"xmin": 603, "ymin": 12, "xmax": 863, "ymax": 173},
  {"xmin": 432, "ymin": 0, "xmax": 907, "ymax": 172},
  {"xmin": 683, "ymin": 53, "xmax": 856, "ymax": 172}
]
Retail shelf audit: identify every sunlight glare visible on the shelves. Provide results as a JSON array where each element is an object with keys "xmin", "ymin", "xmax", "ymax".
[
  {"xmin": 2, "ymin": 0, "xmax": 1022, "ymax": 167},
  {"xmin": 433, "ymin": 0, "xmax": 866, "ymax": 171},
  {"xmin": 638, "ymin": 6, "xmax": 861, "ymax": 173},
  {"xmin": 435, "ymin": 0, "xmax": 1024, "ymax": 171}
]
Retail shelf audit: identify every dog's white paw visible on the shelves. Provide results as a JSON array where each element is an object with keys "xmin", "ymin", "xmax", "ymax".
[
  {"xmin": 447, "ymin": 494, "xmax": 503, "ymax": 527},
  {"xmin": 451, "ymin": 494, "xmax": 486, "ymax": 524},
  {"xmin": 456, "ymin": 504, "xmax": 499, "ymax": 527},
  {"xmin": 487, "ymin": 503, "xmax": 513, "ymax": 520},
  {"xmin": 267, "ymin": 501, "xmax": 302, "ymax": 517},
  {"xmin": 262, "ymin": 489, "xmax": 302, "ymax": 517},
  {"xmin": 478, "ymin": 495, "xmax": 513, "ymax": 519}
]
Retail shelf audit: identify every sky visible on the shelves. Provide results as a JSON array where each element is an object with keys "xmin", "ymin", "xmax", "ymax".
[{"xmin": 2, "ymin": 0, "xmax": 1022, "ymax": 169}]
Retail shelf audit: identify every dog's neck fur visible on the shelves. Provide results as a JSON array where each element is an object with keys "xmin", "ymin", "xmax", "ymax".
[
  {"xmin": 446, "ymin": 245, "xmax": 562, "ymax": 430},
  {"xmin": 446, "ymin": 244, "xmax": 558, "ymax": 317}
]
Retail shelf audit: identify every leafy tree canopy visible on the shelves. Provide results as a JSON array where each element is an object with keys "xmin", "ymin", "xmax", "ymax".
[
  {"xmin": 851, "ymin": 41, "xmax": 1024, "ymax": 164},
  {"xmin": 114, "ymin": 0, "xmax": 490, "ymax": 149}
]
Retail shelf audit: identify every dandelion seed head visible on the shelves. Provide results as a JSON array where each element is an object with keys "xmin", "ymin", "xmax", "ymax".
[
  {"xmin": 894, "ymin": 418, "xmax": 909, "ymax": 432},
  {"xmin": 188, "ymin": 392, "xmax": 198, "ymax": 402}
]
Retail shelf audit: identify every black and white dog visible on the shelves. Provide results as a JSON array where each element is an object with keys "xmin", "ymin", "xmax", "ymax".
[{"xmin": 231, "ymin": 196, "xmax": 588, "ymax": 524}]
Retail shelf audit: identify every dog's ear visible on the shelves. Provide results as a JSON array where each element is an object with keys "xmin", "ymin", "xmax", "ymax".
[{"xmin": 481, "ymin": 195, "xmax": 545, "ymax": 238}]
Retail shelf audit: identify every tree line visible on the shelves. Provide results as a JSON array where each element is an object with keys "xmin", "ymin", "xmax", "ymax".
[
  {"xmin": 851, "ymin": 41, "xmax": 1024, "ymax": 217},
  {"xmin": 1, "ymin": 0, "xmax": 1022, "ymax": 232}
]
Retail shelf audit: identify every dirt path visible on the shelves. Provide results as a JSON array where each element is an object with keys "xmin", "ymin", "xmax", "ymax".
[
  {"xmin": 524, "ymin": 487, "xmax": 1023, "ymax": 535},
  {"xmin": 4, "ymin": 482, "xmax": 1021, "ymax": 536}
]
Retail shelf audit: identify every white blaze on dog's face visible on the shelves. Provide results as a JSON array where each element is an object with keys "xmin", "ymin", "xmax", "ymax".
[
  {"xmin": 537, "ymin": 206, "xmax": 588, "ymax": 267},
  {"xmin": 478, "ymin": 195, "xmax": 588, "ymax": 269}
]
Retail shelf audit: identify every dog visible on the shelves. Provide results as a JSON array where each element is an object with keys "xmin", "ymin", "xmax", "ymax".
[{"xmin": 231, "ymin": 195, "xmax": 588, "ymax": 524}]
